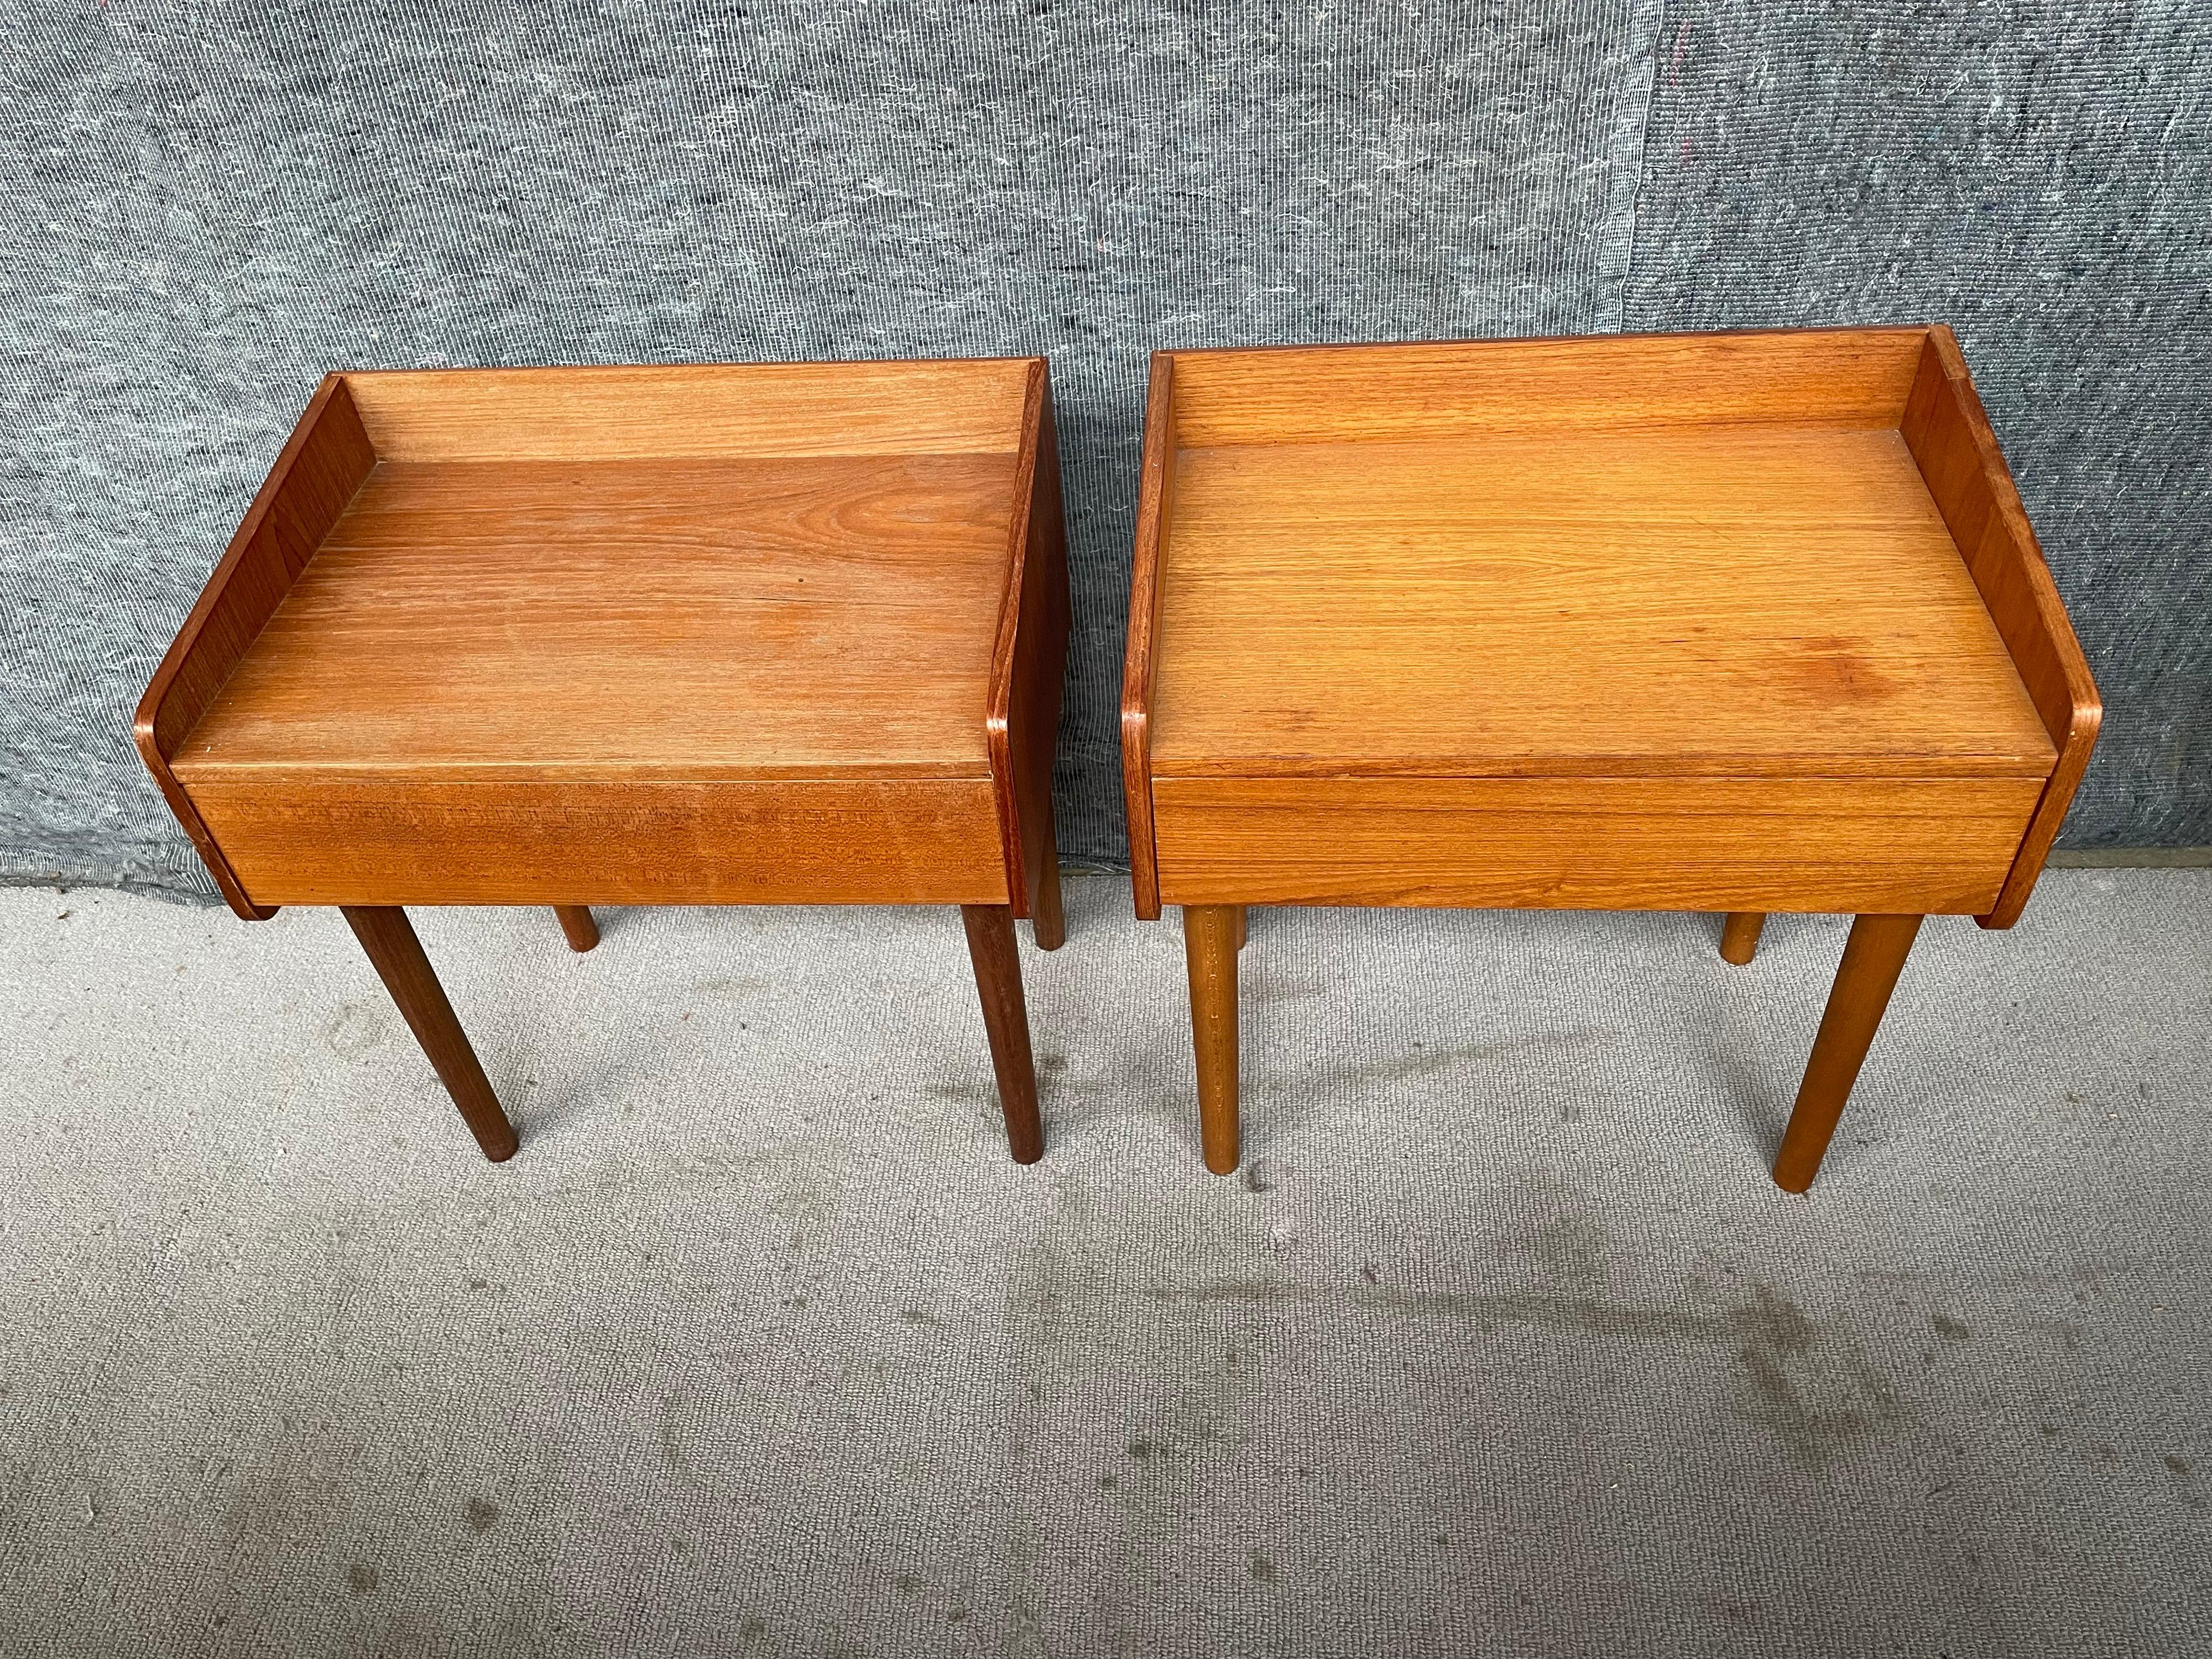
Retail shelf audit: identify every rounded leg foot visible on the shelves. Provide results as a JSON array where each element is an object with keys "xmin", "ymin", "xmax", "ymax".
[
  {"xmin": 1719, "ymin": 911, "xmax": 1765, "ymax": 966},
  {"xmin": 1030, "ymin": 837, "xmax": 1066, "ymax": 953},
  {"xmin": 554, "ymin": 906, "xmax": 600, "ymax": 953}
]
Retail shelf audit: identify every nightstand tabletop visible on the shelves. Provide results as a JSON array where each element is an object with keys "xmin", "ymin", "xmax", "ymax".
[
  {"xmin": 173, "ymin": 452, "xmax": 1017, "ymax": 784},
  {"xmin": 1150, "ymin": 425, "xmax": 2053, "ymax": 781}
]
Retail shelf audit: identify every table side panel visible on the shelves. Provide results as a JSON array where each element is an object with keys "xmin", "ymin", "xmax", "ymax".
[
  {"xmin": 1123, "ymin": 352, "xmax": 1177, "ymax": 919},
  {"xmin": 186, "ymin": 778, "xmax": 1011, "ymax": 907},
  {"xmin": 134, "ymin": 375, "xmax": 377, "ymax": 919},
  {"xmin": 1902, "ymin": 328, "xmax": 2102, "ymax": 929},
  {"xmin": 986, "ymin": 365, "xmax": 1073, "ymax": 922},
  {"xmin": 1151, "ymin": 775, "xmax": 2043, "ymax": 912}
]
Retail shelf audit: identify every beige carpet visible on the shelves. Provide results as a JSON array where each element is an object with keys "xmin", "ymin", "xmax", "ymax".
[{"xmin": 1, "ymin": 872, "xmax": 2206, "ymax": 1656}]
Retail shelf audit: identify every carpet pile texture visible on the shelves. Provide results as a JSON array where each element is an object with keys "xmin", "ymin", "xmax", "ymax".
[{"xmin": 1, "ymin": 871, "xmax": 2206, "ymax": 1655}]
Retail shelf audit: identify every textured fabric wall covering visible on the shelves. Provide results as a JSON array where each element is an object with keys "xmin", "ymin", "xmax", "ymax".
[
  {"xmin": 1624, "ymin": 0, "xmax": 2212, "ymax": 849},
  {"xmin": 0, "ymin": 0, "xmax": 1656, "ymax": 896}
]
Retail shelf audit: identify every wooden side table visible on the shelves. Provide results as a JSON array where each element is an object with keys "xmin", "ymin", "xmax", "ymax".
[
  {"xmin": 1121, "ymin": 328, "xmax": 2099, "ymax": 1191},
  {"xmin": 136, "ymin": 359, "xmax": 1069, "ymax": 1164}
]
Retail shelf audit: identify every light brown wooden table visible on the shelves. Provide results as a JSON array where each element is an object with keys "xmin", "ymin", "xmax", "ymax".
[
  {"xmin": 1121, "ymin": 328, "xmax": 2099, "ymax": 1191},
  {"xmin": 137, "ymin": 358, "xmax": 1069, "ymax": 1164}
]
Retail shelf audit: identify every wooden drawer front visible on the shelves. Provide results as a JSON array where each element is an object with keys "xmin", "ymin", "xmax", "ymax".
[
  {"xmin": 185, "ymin": 778, "xmax": 1010, "ymax": 908},
  {"xmin": 1152, "ymin": 776, "xmax": 2043, "ymax": 914}
]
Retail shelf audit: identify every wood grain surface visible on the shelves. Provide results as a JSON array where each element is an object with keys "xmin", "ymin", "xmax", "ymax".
[
  {"xmin": 1149, "ymin": 426, "xmax": 2054, "ymax": 780},
  {"xmin": 987, "ymin": 361, "xmax": 1072, "ymax": 940},
  {"xmin": 184, "ymin": 778, "xmax": 1010, "ymax": 907},
  {"xmin": 553, "ymin": 906, "xmax": 599, "ymax": 952},
  {"xmin": 1772, "ymin": 912, "xmax": 1926, "ymax": 1192},
  {"xmin": 1123, "ymin": 328, "xmax": 2098, "ymax": 930},
  {"xmin": 1182, "ymin": 904, "xmax": 1242, "ymax": 1175},
  {"xmin": 343, "ymin": 359, "xmax": 1032, "ymax": 461},
  {"xmin": 959, "ymin": 904, "xmax": 1045, "ymax": 1165},
  {"xmin": 144, "ymin": 358, "xmax": 1061, "ymax": 916},
  {"xmin": 133, "ymin": 374, "xmax": 375, "ymax": 918},
  {"xmin": 174, "ymin": 454, "xmax": 1018, "ymax": 779},
  {"xmin": 1719, "ymin": 911, "xmax": 1765, "ymax": 966},
  {"xmin": 1167, "ymin": 328, "xmax": 1930, "ymax": 447},
  {"xmin": 1151, "ymin": 775, "xmax": 2041, "ymax": 914},
  {"xmin": 341, "ymin": 905, "xmax": 518, "ymax": 1162},
  {"xmin": 1122, "ymin": 351, "xmax": 1176, "ymax": 920},
  {"xmin": 1901, "ymin": 327, "xmax": 2101, "ymax": 929}
]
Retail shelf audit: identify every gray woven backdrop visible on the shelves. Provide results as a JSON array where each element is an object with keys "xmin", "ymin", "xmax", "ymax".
[{"xmin": 4, "ymin": 0, "xmax": 2205, "ymax": 898}]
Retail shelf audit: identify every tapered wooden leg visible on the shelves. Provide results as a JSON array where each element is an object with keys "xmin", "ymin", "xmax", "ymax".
[
  {"xmin": 340, "ymin": 906, "xmax": 518, "ymax": 1163},
  {"xmin": 1184, "ymin": 905, "xmax": 1241, "ymax": 1175},
  {"xmin": 1029, "ymin": 831, "xmax": 1066, "ymax": 953},
  {"xmin": 959, "ymin": 905, "xmax": 1045, "ymax": 1165},
  {"xmin": 553, "ymin": 905, "xmax": 599, "ymax": 953},
  {"xmin": 1772, "ymin": 914, "xmax": 1923, "ymax": 1193},
  {"xmin": 1235, "ymin": 906, "xmax": 1248, "ymax": 952},
  {"xmin": 1719, "ymin": 911, "xmax": 1765, "ymax": 966}
]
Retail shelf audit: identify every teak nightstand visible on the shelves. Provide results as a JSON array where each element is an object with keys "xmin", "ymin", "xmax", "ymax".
[
  {"xmin": 1121, "ymin": 328, "xmax": 2099, "ymax": 1191},
  {"xmin": 137, "ymin": 358, "xmax": 1070, "ymax": 1164}
]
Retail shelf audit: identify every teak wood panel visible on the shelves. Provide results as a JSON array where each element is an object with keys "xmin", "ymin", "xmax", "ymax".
[
  {"xmin": 140, "ymin": 357, "xmax": 1058, "ymax": 921},
  {"xmin": 1146, "ymin": 426, "xmax": 2054, "ymax": 779},
  {"xmin": 133, "ymin": 373, "xmax": 376, "ymax": 917},
  {"xmin": 1123, "ymin": 352, "xmax": 1176, "ymax": 919},
  {"xmin": 1124, "ymin": 327, "xmax": 2096, "ymax": 924},
  {"xmin": 186, "ymin": 778, "xmax": 1011, "ymax": 908},
  {"xmin": 1151, "ymin": 776, "xmax": 2043, "ymax": 914},
  {"xmin": 1900, "ymin": 327, "xmax": 2100, "ymax": 929},
  {"xmin": 175, "ymin": 453, "xmax": 1018, "ymax": 778},
  {"xmin": 987, "ymin": 362, "xmax": 1072, "ymax": 924},
  {"xmin": 342, "ymin": 359, "xmax": 1033, "ymax": 461},
  {"xmin": 1166, "ymin": 328, "xmax": 1931, "ymax": 447}
]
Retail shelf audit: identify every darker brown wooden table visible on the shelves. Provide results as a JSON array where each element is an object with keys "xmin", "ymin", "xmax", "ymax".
[
  {"xmin": 1121, "ymin": 327, "xmax": 2099, "ymax": 1191},
  {"xmin": 137, "ymin": 358, "xmax": 1070, "ymax": 1164}
]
